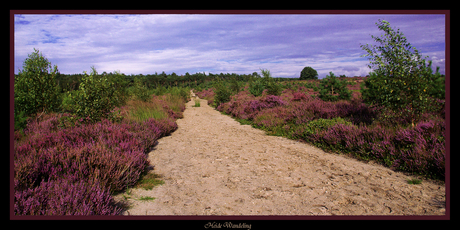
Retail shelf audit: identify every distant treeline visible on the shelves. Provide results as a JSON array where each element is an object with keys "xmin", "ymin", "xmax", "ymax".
[
  {"xmin": 15, "ymin": 70, "xmax": 375, "ymax": 93},
  {"xmin": 49, "ymin": 71, "xmax": 260, "ymax": 93}
]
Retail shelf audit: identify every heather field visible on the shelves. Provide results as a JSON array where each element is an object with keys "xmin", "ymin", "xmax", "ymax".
[
  {"xmin": 196, "ymin": 78, "xmax": 446, "ymax": 181},
  {"xmin": 13, "ymin": 94, "xmax": 187, "ymax": 215},
  {"xmin": 13, "ymin": 18, "xmax": 447, "ymax": 217}
]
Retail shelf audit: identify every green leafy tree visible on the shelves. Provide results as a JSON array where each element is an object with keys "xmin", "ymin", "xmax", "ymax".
[
  {"xmin": 213, "ymin": 79, "xmax": 232, "ymax": 107},
  {"xmin": 300, "ymin": 66, "xmax": 318, "ymax": 80},
  {"xmin": 67, "ymin": 66, "xmax": 121, "ymax": 123},
  {"xmin": 318, "ymin": 72, "xmax": 351, "ymax": 101},
  {"xmin": 360, "ymin": 19, "xmax": 442, "ymax": 125},
  {"xmin": 14, "ymin": 48, "xmax": 61, "ymax": 117}
]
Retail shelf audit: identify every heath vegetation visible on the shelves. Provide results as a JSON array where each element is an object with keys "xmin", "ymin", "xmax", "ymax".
[{"xmin": 13, "ymin": 19, "xmax": 446, "ymax": 215}]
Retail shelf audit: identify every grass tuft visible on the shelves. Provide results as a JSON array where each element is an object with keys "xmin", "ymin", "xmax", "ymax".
[
  {"xmin": 135, "ymin": 173, "xmax": 165, "ymax": 190},
  {"xmin": 192, "ymin": 99, "xmax": 201, "ymax": 107},
  {"xmin": 407, "ymin": 178, "xmax": 423, "ymax": 185},
  {"xmin": 138, "ymin": 196, "xmax": 155, "ymax": 201}
]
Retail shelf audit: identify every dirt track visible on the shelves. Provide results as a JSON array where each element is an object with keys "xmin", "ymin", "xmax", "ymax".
[{"xmin": 118, "ymin": 93, "xmax": 445, "ymax": 215}]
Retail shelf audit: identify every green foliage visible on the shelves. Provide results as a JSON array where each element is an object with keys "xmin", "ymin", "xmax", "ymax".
[
  {"xmin": 305, "ymin": 117, "xmax": 352, "ymax": 135},
  {"xmin": 14, "ymin": 110, "xmax": 29, "ymax": 131},
  {"xmin": 214, "ymin": 80, "xmax": 232, "ymax": 107},
  {"xmin": 153, "ymin": 85, "xmax": 167, "ymax": 96},
  {"xmin": 229, "ymin": 76, "xmax": 241, "ymax": 94},
  {"xmin": 108, "ymin": 70, "xmax": 129, "ymax": 106},
  {"xmin": 60, "ymin": 91, "xmax": 74, "ymax": 113},
  {"xmin": 193, "ymin": 99, "xmax": 201, "ymax": 107},
  {"xmin": 360, "ymin": 20, "xmax": 442, "ymax": 125},
  {"xmin": 300, "ymin": 66, "xmax": 318, "ymax": 80},
  {"xmin": 407, "ymin": 178, "xmax": 422, "ymax": 185},
  {"xmin": 261, "ymin": 69, "xmax": 282, "ymax": 96},
  {"xmin": 248, "ymin": 77, "xmax": 265, "ymax": 97},
  {"xmin": 318, "ymin": 72, "xmax": 351, "ymax": 101},
  {"xmin": 427, "ymin": 68, "xmax": 445, "ymax": 100},
  {"xmin": 66, "ymin": 67, "xmax": 122, "ymax": 123},
  {"xmin": 167, "ymin": 86, "xmax": 190, "ymax": 102},
  {"xmin": 132, "ymin": 76, "xmax": 151, "ymax": 102},
  {"xmin": 248, "ymin": 69, "xmax": 282, "ymax": 97},
  {"xmin": 14, "ymin": 48, "xmax": 61, "ymax": 117}
]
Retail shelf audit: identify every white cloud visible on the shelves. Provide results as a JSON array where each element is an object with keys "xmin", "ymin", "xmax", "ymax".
[{"xmin": 14, "ymin": 14, "xmax": 446, "ymax": 77}]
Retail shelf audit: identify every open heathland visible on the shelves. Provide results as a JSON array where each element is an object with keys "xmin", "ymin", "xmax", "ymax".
[{"xmin": 119, "ymin": 95, "xmax": 445, "ymax": 215}]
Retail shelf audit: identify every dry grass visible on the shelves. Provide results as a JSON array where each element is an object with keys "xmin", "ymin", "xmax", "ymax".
[{"xmin": 121, "ymin": 99, "xmax": 168, "ymax": 123}]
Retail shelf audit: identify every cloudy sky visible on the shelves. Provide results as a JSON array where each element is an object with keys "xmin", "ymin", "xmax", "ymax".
[{"xmin": 13, "ymin": 13, "xmax": 446, "ymax": 78}]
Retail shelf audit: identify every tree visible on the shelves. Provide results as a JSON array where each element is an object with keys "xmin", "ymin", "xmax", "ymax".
[
  {"xmin": 300, "ymin": 66, "xmax": 318, "ymax": 80},
  {"xmin": 248, "ymin": 69, "xmax": 281, "ymax": 97},
  {"xmin": 360, "ymin": 19, "xmax": 441, "ymax": 126},
  {"xmin": 213, "ymin": 79, "xmax": 232, "ymax": 107},
  {"xmin": 260, "ymin": 69, "xmax": 282, "ymax": 96},
  {"xmin": 318, "ymin": 72, "xmax": 351, "ymax": 101},
  {"xmin": 14, "ymin": 48, "xmax": 61, "ymax": 117},
  {"xmin": 67, "ymin": 66, "xmax": 121, "ymax": 123}
]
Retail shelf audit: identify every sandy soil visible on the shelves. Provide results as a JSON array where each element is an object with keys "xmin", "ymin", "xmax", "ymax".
[{"xmin": 117, "ymin": 92, "xmax": 445, "ymax": 215}]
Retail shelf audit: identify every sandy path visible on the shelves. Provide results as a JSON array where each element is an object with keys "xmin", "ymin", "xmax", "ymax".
[{"xmin": 119, "ymin": 94, "xmax": 445, "ymax": 215}]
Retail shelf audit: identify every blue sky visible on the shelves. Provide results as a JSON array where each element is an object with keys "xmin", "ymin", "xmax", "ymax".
[{"xmin": 13, "ymin": 13, "xmax": 446, "ymax": 78}]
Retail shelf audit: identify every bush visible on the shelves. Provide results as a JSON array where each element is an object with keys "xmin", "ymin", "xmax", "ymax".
[
  {"xmin": 65, "ymin": 67, "xmax": 122, "ymax": 123},
  {"xmin": 132, "ymin": 76, "xmax": 151, "ymax": 102},
  {"xmin": 318, "ymin": 72, "xmax": 351, "ymax": 102},
  {"xmin": 167, "ymin": 86, "xmax": 190, "ymax": 102},
  {"xmin": 304, "ymin": 117, "xmax": 352, "ymax": 137},
  {"xmin": 248, "ymin": 77, "xmax": 265, "ymax": 97},
  {"xmin": 213, "ymin": 80, "xmax": 232, "ymax": 107},
  {"xmin": 14, "ymin": 48, "xmax": 61, "ymax": 118},
  {"xmin": 248, "ymin": 69, "xmax": 282, "ymax": 97},
  {"xmin": 108, "ymin": 70, "xmax": 129, "ymax": 106},
  {"xmin": 229, "ymin": 77, "xmax": 241, "ymax": 94},
  {"xmin": 14, "ymin": 110, "xmax": 29, "ymax": 131}
]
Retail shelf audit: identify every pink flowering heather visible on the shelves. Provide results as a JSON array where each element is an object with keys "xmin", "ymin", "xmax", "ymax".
[
  {"xmin": 14, "ymin": 178, "xmax": 122, "ymax": 215},
  {"xmin": 14, "ymin": 96, "xmax": 183, "ymax": 215},
  {"xmin": 211, "ymin": 85, "xmax": 445, "ymax": 179},
  {"xmin": 195, "ymin": 88, "xmax": 216, "ymax": 105},
  {"xmin": 305, "ymin": 119, "xmax": 445, "ymax": 179}
]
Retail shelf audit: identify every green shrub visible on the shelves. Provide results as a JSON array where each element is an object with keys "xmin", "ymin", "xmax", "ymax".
[
  {"xmin": 108, "ymin": 70, "xmax": 129, "ymax": 106},
  {"xmin": 167, "ymin": 86, "xmax": 190, "ymax": 102},
  {"xmin": 14, "ymin": 109, "xmax": 29, "ymax": 131},
  {"xmin": 229, "ymin": 77, "xmax": 241, "ymax": 94},
  {"xmin": 265, "ymin": 81, "xmax": 282, "ymax": 96},
  {"xmin": 153, "ymin": 85, "xmax": 167, "ymax": 96},
  {"xmin": 360, "ymin": 19, "xmax": 443, "ymax": 126},
  {"xmin": 248, "ymin": 78, "xmax": 265, "ymax": 97},
  {"xmin": 214, "ymin": 80, "xmax": 232, "ymax": 107},
  {"xmin": 304, "ymin": 117, "xmax": 352, "ymax": 136},
  {"xmin": 66, "ymin": 67, "xmax": 122, "ymax": 123},
  {"xmin": 132, "ymin": 77, "xmax": 151, "ymax": 102},
  {"xmin": 318, "ymin": 72, "xmax": 351, "ymax": 101},
  {"xmin": 248, "ymin": 69, "xmax": 282, "ymax": 97},
  {"xmin": 60, "ymin": 91, "xmax": 74, "ymax": 113},
  {"xmin": 14, "ymin": 48, "xmax": 61, "ymax": 117}
]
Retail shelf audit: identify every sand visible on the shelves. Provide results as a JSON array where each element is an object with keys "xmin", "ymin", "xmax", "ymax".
[{"xmin": 117, "ymin": 93, "xmax": 445, "ymax": 215}]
